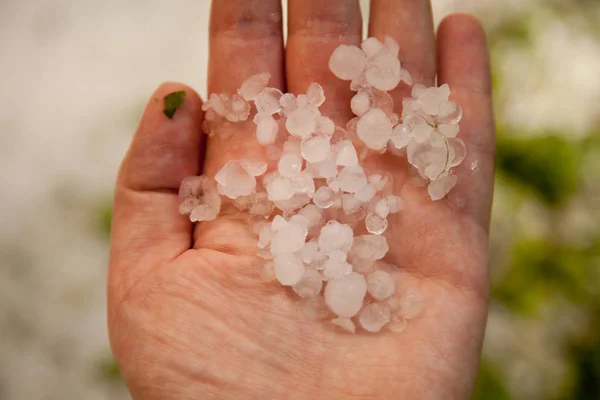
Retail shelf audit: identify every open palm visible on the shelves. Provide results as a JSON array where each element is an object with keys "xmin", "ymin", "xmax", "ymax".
[{"xmin": 108, "ymin": 1, "xmax": 495, "ymax": 399}]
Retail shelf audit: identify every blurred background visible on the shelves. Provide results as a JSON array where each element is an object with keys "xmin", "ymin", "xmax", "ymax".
[{"xmin": 0, "ymin": 0, "xmax": 598, "ymax": 398}]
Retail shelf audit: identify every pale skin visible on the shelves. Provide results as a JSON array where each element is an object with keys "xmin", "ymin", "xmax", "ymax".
[{"xmin": 108, "ymin": 1, "xmax": 495, "ymax": 399}]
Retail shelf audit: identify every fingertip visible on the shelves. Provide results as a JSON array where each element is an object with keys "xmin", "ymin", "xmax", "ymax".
[
  {"xmin": 437, "ymin": 13, "xmax": 491, "ymax": 95},
  {"xmin": 438, "ymin": 13, "xmax": 486, "ymax": 42},
  {"xmin": 120, "ymin": 82, "xmax": 205, "ymax": 192},
  {"xmin": 143, "ymin": 82, "xmax": 204, "ymax": 123}
]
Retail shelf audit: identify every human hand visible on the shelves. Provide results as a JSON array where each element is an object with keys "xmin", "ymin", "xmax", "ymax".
[{"xmin": 108, "ymin": 1, "xmax": 495, "ymax": 399}]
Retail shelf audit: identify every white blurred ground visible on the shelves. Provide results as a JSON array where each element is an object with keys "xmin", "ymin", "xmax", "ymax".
[{"xmin": 0, "ymin": 1, "xmax": 598, "ymax": 399}]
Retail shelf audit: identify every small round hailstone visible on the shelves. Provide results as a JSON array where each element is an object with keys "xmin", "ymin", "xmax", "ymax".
[
  {"xmin": 306, "ymin": 83, "xmax": 326, "ymax": 108},
  {"xmin": 351, "ymin": 235, "xmax": 389, "ymax": 261},
  {"xmin": 240, "ymin": 159, "xmax": 267, "ymax": 177},
  {"xmin": 238, "ymin": 72, "xmax": 271, "ymax": 101},
  {"xmin": 301, "ymin": 240, "xmax": 319, "ymax": 264},
  {"xmin": 324, "ymin": 272, "xmax": 367, "ymax": 318},
  {"xmin": 335, "ymin": 140, "xmax": 358, "ymax": 167},
  {"xmin": 351, "ymin": 91, "xmax": 372, "ymax": 116},
  {"xmin": 255, "ymin": 87, "xmax": 283, "ymax": 115},
  {"xmin": 248, "ymin": 192, "xmax": 274, "ymax": 217},
  {"xmin": 350, "ymin": 257, "xmax": 375, "ymax": 274},
  {"xmin": 358, "ymin": 302, "xmax": 391, "ymax": 333},
  {"xmin": 292, "ymin": 268, "xmax": 323, "ymax": 298},
  {"xmin": 365, "ymin": 51, "xmax": 401, "ymax": 91},
  {"xmin": 214, "ymin": 160, "xmax": 256, "ymax": 199},
  {"xmin": 260, "ymin": 261, "xmax": 276, "ymax": 282},
  {"xmin": 390, "ymin": 123, "xmax": 412, "ymax": 150},
  {"xmin": 273, "ymin": 253, "xmax": 305, "ymax": 286},
  {"xmin": 291, "ymin": 170, "xmax": 316, "ymax": 196},
  {"xmin": 386, "ymin": 195, "xmax": 404, "ymax": 213},
  {"xmin": 313, "ymin": 186, "xmax": 336, "ymax": 209},
  {"xmin": 256, "ymin": 114, "xmax": 279, "ymax": 145},
  {"xmin": 342, "ymin": 193, "xmax": 361, "ymax": 215},
  {"xmin": 367, "ymin": 270, "xmax": 396, "ymax": 300},
  {"xmin": 318, "ymin": 221, "xmax": 354, "ymax": 254},
  {"xmin": 271, "ymin": 215, "xmax": 287, "ymax": 232},
  {"xmin": 323, "ymin": 250, "xmax": 352, "ymax": 280},
  {"xmin": 207, "ymin": 93, "xmax": 227, "ymax": 116},
  {"xmin": 356, "ymin": 108, "xmax": 393, "ymax": 151},
  {"xmin": 387, "ymin": 315, "xmax": 407, "ymax": 333},
  {"xmin": 298, "ymin": 204, "xmax": 325, "ymax": 232},
  {"xmin": 286, "ymin": 107, "xmax": 317, "ymax": 138},
  {"xmin": 266, "ymin": 176, "xmax": 294, "ymax": 201},
  {"xmin": 270, "ymin": 221, "xmax": 307, "ymax": 255},
  {"xmin": 331, "ymin": 317, "xmax": 356, "ymax": 333},
  {"xmin": 317, "ymin": 157, "xmax": 338, "ymax": 179},
  {"xmin": 329, "ymin": 45, "xmax": 367, "ymax": 80},
  {"xmin": 355, "ymin": 184, "xmax": 376, "ymax": 203},
  {"xmin": 279, "ymin": 93, "xmax": 297, "ymax": 117},
  {"xmin": 301, "ymin": 134, "xmax": 331, "ymax": 163},
  {"xmin": 316, "ymin": 116, "xmax": 335, "ymax": 136},
  {"xmin": 338, "ymin": 165, "xmax": 368, "ymax": 193},
  {"xmin": 400, "ymin": 288, "xmax": 424, "ymax": 319},
  {"xmin": 278, "ymin": 153, "xmax": 303, "ymax": 178},
  {"xmin": 374, "ymin": 198, "xmax": 391, "ymax": 219},
  {"xmin": 361, "ymin": 37, "xmax": 384, "ymax": 58},
  {"xmin": 428, "ymin": 174, "xmax": 458, "ymax": 201},
  {"xmin": 225, "ymin": 94, "xmax": 251, "ymax": 122},
  {"xmin": 365, "ymin": 212, "xmax": 388, "ymax": 234}
]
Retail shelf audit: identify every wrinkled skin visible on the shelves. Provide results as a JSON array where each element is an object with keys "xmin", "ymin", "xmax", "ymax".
[{"xmin": 108, "ymin": 1, "xmax": 495, "ymax": 399}]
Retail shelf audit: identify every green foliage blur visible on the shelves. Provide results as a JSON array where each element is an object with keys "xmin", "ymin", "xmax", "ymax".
[{"xmin": 472, "ymin": 1, "xmax": 600, "ymax": 398}]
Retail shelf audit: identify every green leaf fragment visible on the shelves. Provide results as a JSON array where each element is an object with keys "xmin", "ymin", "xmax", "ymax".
[{"xmin": 163, "ymin": 90, "xmax": 187, "ymax": 119}]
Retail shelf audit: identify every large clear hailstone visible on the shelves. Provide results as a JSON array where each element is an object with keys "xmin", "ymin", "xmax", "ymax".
[
  {"xmin": 427, "ymin": 174, "xmax": 458, "ymax": 201},
  {"xmin": 367, "ymin": 270, "xmax": 396, "ymax": 300},
  {"xmin": 318, "ymin": 221, "xmax": 354, "ymax": 254},
  {"xmin": 358, "ymin": 302, "xmax": 391, "ymax": 332},
  {"xmin": 214, "ymin": 160, "xmax": 256, "ymax": 199},
  {"xmin": 325, "ymin": 272, "xmax": 367, "ymax": 318},
  {"xmin": 274, "ymin": 253, "xmax": 305, "ymax": 286},
  {"xmin": 329, "ymin": 45, "xmax": 367, "ymax": 80},
  {"xmin": 356, "ymin": 108, "xmax": 393, "ymax": 150}
]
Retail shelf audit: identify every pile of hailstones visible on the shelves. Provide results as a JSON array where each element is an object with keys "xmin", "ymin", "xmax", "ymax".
[{"xmin": 179, "ymin": 36, "xmax": 466, "ymax": 334}]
